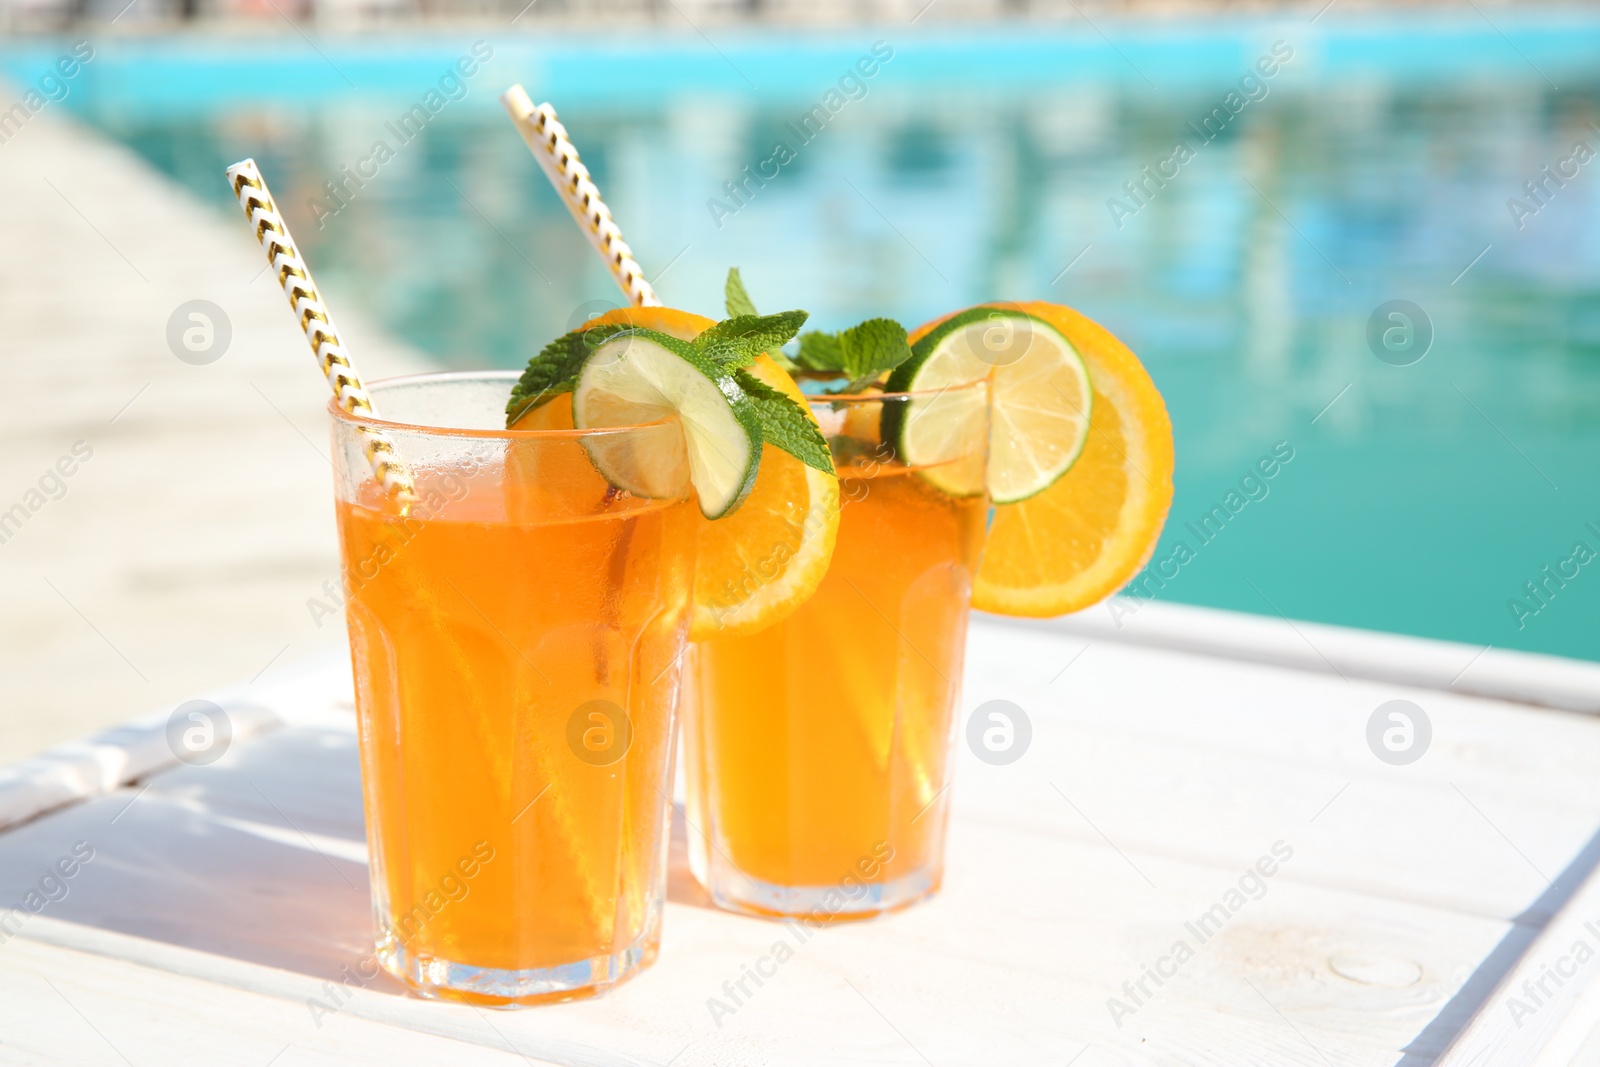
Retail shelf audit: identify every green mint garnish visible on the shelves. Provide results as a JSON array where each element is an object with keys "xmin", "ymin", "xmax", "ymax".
[
  {"xmin": 796, "ymin": 331, "xmax": 843, "ymax": 370},
  {"xmin": 506, "ymin": 322, "xmax": 625, "ymax": 425},
  {"xmin": 507, "ymin": 304, "xmax": 834, "ymax": 479},
  {"xmin": 733, "ymin": 368, "xmax": 834, "ymax": 475},
  {"xmin": 725, "ymin": 267, "xmax": 760, "ymax": 319},
  {"xmin": 724, "ymin": 267, "xmax": 800, "ymax": 371},
  {"xmin": 692, "ymin": 301, "xmax": 828, "ymax": 471},
  {"xmin": 694, "ymin": 310, "xmax": 810, "ymax": 370},
  {"xmin": 694, "ymin": 301, "xmax": 830, "ymax": 474},
  {"xmin": 795, "ymin": 317, "xmax": 913, "ymax": 393}
]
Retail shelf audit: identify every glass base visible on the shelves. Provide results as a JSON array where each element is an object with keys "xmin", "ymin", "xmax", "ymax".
[
  {"xmin": 376, "ymin": 919, "xmax": 660, "ymax": 1008},
  {"xmin": 701, "ymin": 864, "xmax": 940, "ymax": 923}
]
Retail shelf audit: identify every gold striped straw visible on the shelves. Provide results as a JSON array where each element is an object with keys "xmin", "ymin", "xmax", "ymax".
[
  {"xmin": 224, "ymin": 159, "xmax": 416, "ymax": 501},
  {"xmin": 500, "ymin": 86, "xmax": 660, "ymax": 309}
]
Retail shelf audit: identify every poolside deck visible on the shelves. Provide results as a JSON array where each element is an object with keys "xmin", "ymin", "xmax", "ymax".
[
  {"xmin": 6, "ymin": 51, "xmax": 1600, "ymax": 1065},
  {"xmin": 0, "ymin": 83, "xmax": 428, "ymax": 764},
  {"xmin": 4, "ymin": 605, "xmax": 1600, "ymax": 1064}
]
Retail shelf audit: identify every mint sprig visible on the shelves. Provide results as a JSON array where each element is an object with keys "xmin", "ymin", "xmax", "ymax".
[
  {"xmin": 725, "ymin": 267, "xmax": 800, "ymax": 371},
  {"xmin": 733, "ymin": 369, "xmax": 834, "ymax": 475},
  {"xmin": 506, "ymin": 303, "xmax": 834, "ymax": 479},
  {"xmin": 506, "ymin": 322, "xmax": 624, "ymax": 425},
  {"xmin": 693, "ymin": 304, "xmax": 830, "ymax": 474},
  {"xmin": 719, "ymin": 268, "xmax": 832, "ymax": 472},
  {"xmin": 796, "ymin": 331, "xmax": 843, "ymax": 370},
  {"xmin": 725, "ymin": 267, "xmax": 760, "ymax": 319},
  {"xmin": 694, "ymin": 310, "xmax": 810, "ymax": 370},
  {"xmin": 796, "ymin": 317, "xmax": 913, "ymax": 393}
]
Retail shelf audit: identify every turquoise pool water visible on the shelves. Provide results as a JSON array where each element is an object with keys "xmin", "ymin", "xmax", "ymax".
[{"xmin": 7, "ymin": 18, "xmax": 1599, "ymax": 661}]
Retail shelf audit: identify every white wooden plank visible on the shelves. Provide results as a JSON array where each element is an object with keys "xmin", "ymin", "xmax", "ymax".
[
  {"xmin": 962, "ymin": 621, "xmax": 1600, "ymax": 922},
  {"xmin": 0, "ymin": 653, "xmax": 353, "ymax": 834},
  {"xmin": 0, "ymin": 935, "xmax": 545, "ymax": 1067},
  {"xmin": 2, "ymin": 825, "xmax": 1515, "ymax": 1067},
  {"xmin": 654, "ymin": 820, "xmax": 1509, "ymax": 1067},
  {"xmin": 1039, "ymin": 598, "xmax": 1600, "ymax": 713},
  {"xmin": 1432, "ymin": 838, "xmax": 1600, "ymax": 1066},
  {"xmin": 0, "ymin": 704, "xmax": 281, "ymax": 835}
]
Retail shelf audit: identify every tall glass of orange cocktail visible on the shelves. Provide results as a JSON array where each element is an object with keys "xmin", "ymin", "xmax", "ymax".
[
  {"xmin": 683, "ymin": 381, "xmax": 989, "ymax": 919},
  {"xmin": 330, "ymin": 371, "xmax": 696, "ymax": 1005}
]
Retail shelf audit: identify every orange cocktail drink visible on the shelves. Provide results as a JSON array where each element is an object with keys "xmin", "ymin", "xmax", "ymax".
[
  {"xmin": 330, "ymin": 371, "xmax": 695, "ymax": 1005},
  {"xmin": 684, "ymin": 382, "xmax": 989, "ymax": 919}
]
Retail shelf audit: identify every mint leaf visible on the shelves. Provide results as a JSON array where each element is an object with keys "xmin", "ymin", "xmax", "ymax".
[
  {"xmin": 792, "ymin": 318, "xmax": 911, "ymax": 390},
  {"xmin": 697, "ymin": 337, "xmax": 760, "ymax": 369},
  {"xmin": 795, "ymin": 330, "xmax": 844, "ymax": 372},
  {"xmin": 698, "ymin": 311, "xmax": 809, "ymax": 354},
  {"xmin": 723, "ymin": 268, "xmax": 800, "ymax": 371},
  {"xmin": 506, "ymin": 323, "xmax": 623, "ymax": 426},
  {"xmin": 838, "ymin": 318, "xmax": 912, "ymax": 383},
  {"xmin": 715, "ymin": 274, "xmax": 833, "ymax": 473},
  {"xmin": 725, "ymin": 267, "xmax": 759, "ymax": 319},
  {"xmin": 733, "ymin": 368, "xmax": 834, "ymax": 475},
  {"xmin": 696, "ymin": 310, "xmax": 809, "ymax": 369}
]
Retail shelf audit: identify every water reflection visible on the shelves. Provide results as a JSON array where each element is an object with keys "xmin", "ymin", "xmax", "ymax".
[{"xmin": 41, "ymin": 29, "xmax": 1600, "ymax": 659}]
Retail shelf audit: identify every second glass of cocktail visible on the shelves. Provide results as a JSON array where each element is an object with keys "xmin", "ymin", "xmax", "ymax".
[{"xmin": 683, "ymin": 380, "xmax": 990, "ymax": 919}]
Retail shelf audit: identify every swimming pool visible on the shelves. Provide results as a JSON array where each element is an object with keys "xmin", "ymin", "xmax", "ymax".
[{"xmin": 7, "ymin": 17, "xmax": 1598, "ymax": 661}]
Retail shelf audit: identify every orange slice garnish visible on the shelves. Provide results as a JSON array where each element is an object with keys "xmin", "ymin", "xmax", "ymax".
[{"xmin": 909, "ymin": 301, "xmax": 1174, "ymax": 616}]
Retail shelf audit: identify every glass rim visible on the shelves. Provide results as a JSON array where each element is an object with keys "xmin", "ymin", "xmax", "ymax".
[
  {"xmin": 326, "ymin": 369, "xmax": 678, "ymax": 440},
  {"xmin": 802, "ymin": 376, "xmax": 989, "ymax": 405}
]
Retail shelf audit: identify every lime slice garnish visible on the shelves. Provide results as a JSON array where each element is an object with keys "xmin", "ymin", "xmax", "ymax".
[
  {"xmin": 886, "ymin": 306, "xmax": 1092, "ymax": 504},
  {"xmin": 949, "ymin": 300, "xmax": 1174, "ymax": 617},
  {"xmin": 574, "ymin": 328, "xmax": 763, "ymax": 519}
]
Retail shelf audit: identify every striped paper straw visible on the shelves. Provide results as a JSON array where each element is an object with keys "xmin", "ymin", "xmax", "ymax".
[
  {"xmin": 500, "ymin": 85, "xmax": 660, "ymax": 309},
  {"xmin": 225, "ymin": 159, "xmax": 416, "ymax": 501}
]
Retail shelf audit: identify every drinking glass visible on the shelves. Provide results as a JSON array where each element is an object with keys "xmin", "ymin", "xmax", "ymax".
[
  {"xmin": 682, "ymin": 380, "xmax": 989, "ymax": 919},
  {"xmin": 330, "ymin": 371, "xmax": 696, "ymax": 1005}
]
